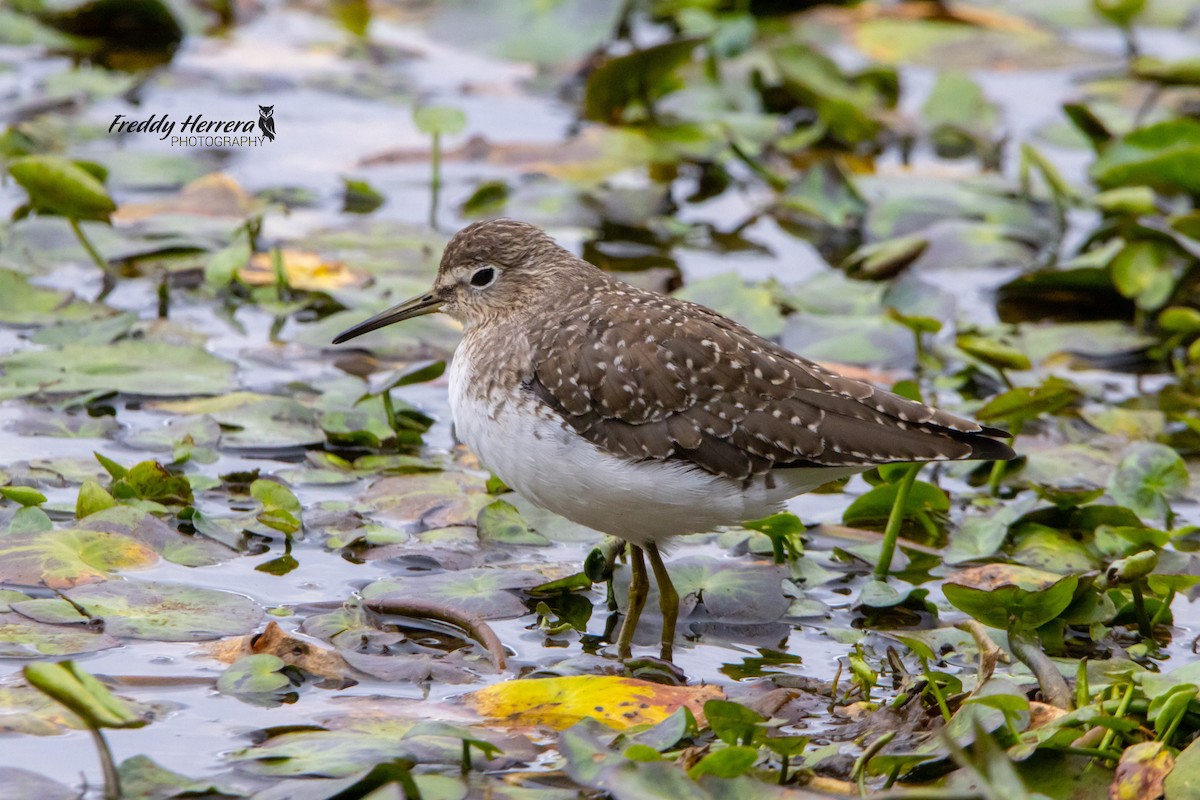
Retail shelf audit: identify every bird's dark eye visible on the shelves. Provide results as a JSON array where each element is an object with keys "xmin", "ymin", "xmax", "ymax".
[{"xmin": 470, "ymin": 267, "xmax": 496, "ymax": 288}]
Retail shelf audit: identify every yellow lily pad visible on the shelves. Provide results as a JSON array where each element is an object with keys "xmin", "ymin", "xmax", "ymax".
[
  {"xmin": 464, "ymin": 675, "xmax": 724, "ymax": 731},
  {"xmin": 239, "ymin": 250, "xmax": 370, "ymax": 291}
]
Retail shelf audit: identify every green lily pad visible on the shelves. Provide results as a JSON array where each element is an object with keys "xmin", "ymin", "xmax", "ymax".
[
  {"xmin": 842, "ymin": 479, "xmax": 949, "ymax": 528},
  {"xmin": 476, "ymin": 500, "xmax": 549, "ymax": 546},
  {"xmin": 1106, "ymin": 442, "xmax": 1189, "ymax": 524},
  {"xmin": 0, "ymin": 526, "xmax": 158, "ymax": 588},
  {"xmin": 943, "ymin": 564, "xmax": 1079, "ymax": 629},
  {"xmin": 80, "ymin": 506, "xmax": 236, "ymax": 567},
  {"xmin": 361, "ymin": 472, "xmax": 491, "ymax": 529},
  {"xmin": 0, "ymin": 269, "xmax": 110, "ymax": 327},
  {"xmin": 0, "ymin": 340, "xmax": 236, "ymax": 400},
  {"xmin": 0, "ymin": 612, "xmax": 119, "ymax": 658},
  {"xmin": 11, "ymin": 580, "xmax": 263, "ymax": 641},
  {"xmin": 148, "ymin": 393, "xmax": 322, "ymax": 449},
  {"xmin": 659, "ymin": 556, "xmax": 790, "ymax": 621},
  {"xmin": 852, "ymin": 17, "xmax": 1095, "ymax": 70},
  {"xmin": 362, "ymin": 567, "xmax": 543, "ymax": 620},
  {"xmin": 217, "ymin": 654, "xmax": 298, "ymax": 707}
]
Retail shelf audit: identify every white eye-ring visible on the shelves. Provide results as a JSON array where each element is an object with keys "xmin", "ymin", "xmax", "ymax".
[{"xmin": 469, "ymin": 266, "xmax": 497, "ymax": 288}]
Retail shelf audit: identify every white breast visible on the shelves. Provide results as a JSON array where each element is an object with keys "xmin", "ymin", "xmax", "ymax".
[{"xmin": 448, "ymin": 347, "xmax": 858, "ymax": 545}]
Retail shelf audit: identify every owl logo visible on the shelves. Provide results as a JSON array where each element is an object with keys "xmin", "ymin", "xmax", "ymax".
[{"xmin": 257, "ymin": 105, "xmax": 275, "ymax": 142}]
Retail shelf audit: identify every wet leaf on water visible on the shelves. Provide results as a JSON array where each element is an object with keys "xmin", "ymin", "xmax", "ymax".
[
  {"xmin": 148, "ymin": 393, "xmax": 323, "ymax": 450},
  {"xmin": 0, "ymin": 612, "xmax": 119, "ymax": 658},
  {"xmin": 12, "ymin": 409, "xmax": 120, "ymax": 440},
  {"xmin": 0, "ymin": 268, "xmax": 109, "ymax": 327},
  {"xmin": 229, "ymin": 714, "xmax": 525, "ymax": 778},
  {"xmin": 660, "ymin": 556, "xmax": 790, "ymax": 622},
  {"xmin": 117, "ymin": 755, "xmax": 236, "ymax": 800},
  {"xmin": 943, "ymin": 564, "xmax": 1079, "ymax": 630},
  {"xmin": 0, "ymin": 526, "xmax": 158, "ymax": 588},
  {"xmin": 465, "ymin": 675, "xmax": 723, "ymax": 731},
  {"xmin": 1106, "ymin": 442, "xmax": 1189, "ymax": 524},
  {"xmin": 0, "ymin": 340, "xmax": 237, "ymax": 400},
  {"xmin": 852, "ymin": 17, "xmax": 1094, "ymax": 70},
  {"xmin": 362, "ymin": 567, "xmax": 535, "ymax": 620},
  {"xmin": 8, "ymin": 155, "xmax": 116, "ymax": 222},
  {"xmin": 476, "ymin": 500, "xmax": 549, "ymax": 546},
  {"xmin": 81, "ymin": 505, "xmax": 236, "ymax": 567},
  {"xmin": 11, "ymin": 580, "xmax": 263, "ymax": 641},
  {"xmin": 1009, "ymin": 523, "xmax": 1098, "ymax": 573},
  {"xmin": 362, "ymin": 472, "xmax": 492, "ymax": 529}
]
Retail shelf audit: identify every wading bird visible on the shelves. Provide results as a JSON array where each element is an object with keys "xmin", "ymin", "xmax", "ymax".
[{"xmin": 334, "ymin": 219, "xmax": 1014, "ymax": 661}]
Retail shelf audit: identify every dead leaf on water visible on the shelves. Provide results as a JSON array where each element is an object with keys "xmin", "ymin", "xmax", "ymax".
[
  {"xmin": 1110, "ymin": 741, "xmax": 1174, "ymax": 800},
  {"xmin": 463, "ymin": 675, "xmax": 724, "ymax": 731},
  {"xmin": 113, "ymin": 173, "xmax": 261, "ymax": 223}
]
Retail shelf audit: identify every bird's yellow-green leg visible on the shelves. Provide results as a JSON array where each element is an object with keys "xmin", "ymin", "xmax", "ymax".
[
  {"xmin": 616, "ymin": 544, "xmax": 648, "ymax": 660},
  {"xmin": 646, "ymin": 543, "xmax": 678, "ymax": 662}
]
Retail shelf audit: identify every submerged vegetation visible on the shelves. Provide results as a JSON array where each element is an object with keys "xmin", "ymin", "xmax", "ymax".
[{"xmin": 1, "ymin": 0, "xmax": 1200, "ymax": 797}]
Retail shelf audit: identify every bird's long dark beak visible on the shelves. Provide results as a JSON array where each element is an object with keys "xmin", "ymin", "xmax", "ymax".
[{"xmin": 332, "ymin": 292, "xmax": 443, "ymax": 344}]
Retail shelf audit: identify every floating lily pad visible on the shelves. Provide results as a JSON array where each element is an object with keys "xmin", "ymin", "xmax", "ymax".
[
  {"xmin": 12, "ymin": 580, "xmax": 263, "ymax": 641},
  {"xmin": 0, "ymin": 612, "xmax": 119, "ymax": 658},
  {"xmin": 943, "ymin": 564, "xmax": 1079, "ymax": 629},
  {"xmin": 852, "ymin": 17, "xmax": 1095, "ymax": 70},
  {"xmin": 0, "ymin": 340, "xmax": 236, "ymax": 400},
  {"xmin": 0, "ymin": 526, "xmax": 158, "ymax": 588},
  {"xmin": 228, "ymin": 715, "xmax": 524, "ymax": 778},
  {"xmin": 466, "ymin": 676, "xmax": 723, "ymax": 731},
  {"xmin": 148, "ymin": 393, "xmax": 322, "ymax": 450},
  {"xmin": 0, "ymin": 269, "xmax": 109, "ymax": 327},
  {"xmin": 362, "ymin": 472, "xmax": 491, "ymax": 529},
  {"xmin": 1107, "ymin": 443, "xmax": 1189, "ymax": 524},
  {"xmin": 362, "ymin": 567, "xmax": 545, "ymax": 620}
]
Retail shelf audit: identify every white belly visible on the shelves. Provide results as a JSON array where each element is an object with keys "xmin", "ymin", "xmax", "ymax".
[{"xmin": 448, "ymin": 353, "xmax": 857, "ymax": 544}]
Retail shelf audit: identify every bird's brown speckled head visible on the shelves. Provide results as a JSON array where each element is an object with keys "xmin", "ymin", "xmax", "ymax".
[{"xmin": 331, "ymin": 218, "xmax": 591, "ymax": 343}]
